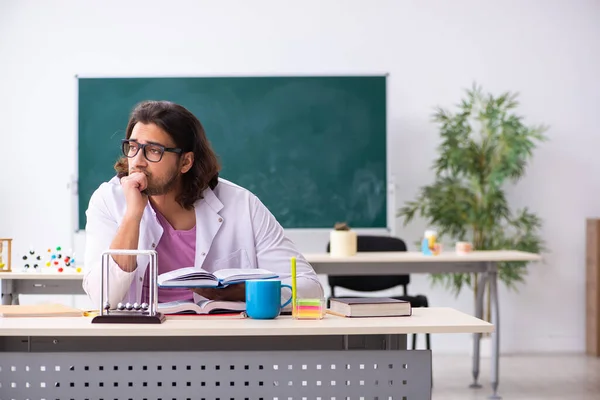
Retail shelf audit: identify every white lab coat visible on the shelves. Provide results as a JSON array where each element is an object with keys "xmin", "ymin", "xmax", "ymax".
[{"xmin": 83, "ymin": 176, "xmax": 323, "ymax": 308}]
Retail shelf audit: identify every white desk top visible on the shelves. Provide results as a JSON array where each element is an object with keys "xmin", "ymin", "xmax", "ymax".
[
  {"xmin": 0, "ymin": 271, "xmax": 84, "ymax": 280},
  {"xmin": 0, "ymin": 251, "xmax": 541, "ymax": 281},
  {"xmin": 304, "ymin": 250, "xmax": 542, "ymax": 263},
  {"xmin": 0, "ymin": 307, "xmax": 492, "ymax": 337}
]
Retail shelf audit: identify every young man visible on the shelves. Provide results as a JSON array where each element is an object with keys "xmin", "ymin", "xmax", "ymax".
[{"xmin": 83, "ymin": 100, "xmax": 323, "ymax": 308}]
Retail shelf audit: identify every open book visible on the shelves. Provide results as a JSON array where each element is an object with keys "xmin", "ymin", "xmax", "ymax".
[
  {"xmin": 157, "ymin": 299, "xmax": 246, "ymax": 315},
  {"xmin": 157, "ymin": 267, "xmax": 278, "ymax": 288}
]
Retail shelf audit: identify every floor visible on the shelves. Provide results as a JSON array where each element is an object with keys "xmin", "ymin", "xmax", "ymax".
[{"xmin": 431, "ymin": 353, "xmax": 600, "ymax": 400}]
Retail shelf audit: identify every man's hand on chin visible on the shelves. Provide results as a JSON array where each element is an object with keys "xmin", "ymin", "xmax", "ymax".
[{"xmin": 190, "ymin": 283, "xmax": 246, "ymax": 302}]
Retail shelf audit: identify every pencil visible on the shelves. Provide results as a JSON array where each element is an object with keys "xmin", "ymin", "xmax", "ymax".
[{"xmin": 291, "ymin": 256, "xmax": 297, "ymax": 315}]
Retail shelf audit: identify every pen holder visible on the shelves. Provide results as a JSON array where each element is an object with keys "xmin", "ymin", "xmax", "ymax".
[{"xmin": 292, "ymin": 298, "xmax": 326, "ymax": 320}]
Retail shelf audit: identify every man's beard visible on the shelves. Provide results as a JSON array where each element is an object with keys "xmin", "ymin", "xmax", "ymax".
[{"xmin": 141, "ymin": 170, "xmax": 180, "ymax": 196}]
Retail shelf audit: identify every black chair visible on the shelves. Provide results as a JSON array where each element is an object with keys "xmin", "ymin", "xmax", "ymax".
[{"xmin": 327, "ymin": 235, "xmax": 431, "ymax": 350}]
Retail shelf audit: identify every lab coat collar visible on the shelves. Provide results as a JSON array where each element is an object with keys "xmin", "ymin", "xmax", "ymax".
[{"xmin": 197, "ymin": 184, "xmax": 224, "ymax": 214}]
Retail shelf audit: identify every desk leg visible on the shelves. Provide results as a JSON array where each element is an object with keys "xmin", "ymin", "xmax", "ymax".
[
  {"xmin": 2, "ymin": 293, "xmax": 18, "ymax": 305},
  {"xmin": 1, "ymin": 279, "xmax": 17, "ymax": 305},
  {"xmin": 470, "ymin": 271, "xmax": 487, "ymax": 389},
  {"xmin": 0, "ymin": 293, "xmax": 10, "ymax": 305},
  {"xmin": 489, "ymin": 266, "xmax": 501, "ymax": 400}
]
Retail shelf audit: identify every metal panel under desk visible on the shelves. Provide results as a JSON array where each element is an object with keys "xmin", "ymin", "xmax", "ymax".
[{"xmin": 0, "ymin": 349, "xmax": 432, "ymax": 400}]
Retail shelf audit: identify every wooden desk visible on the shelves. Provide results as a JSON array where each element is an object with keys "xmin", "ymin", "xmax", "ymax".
[
  {"xmin": 0, "ymin": 307, "xmax": 492, "ymax": 399},
  {"xmin": 0, "ymin": 307, "xmax": 490, "ymax": 337}
]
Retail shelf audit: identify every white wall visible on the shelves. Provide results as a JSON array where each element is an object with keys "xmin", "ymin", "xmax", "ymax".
[{"xmin": 1, "ymin": 0, "xmax": 599, "ymax": 354}]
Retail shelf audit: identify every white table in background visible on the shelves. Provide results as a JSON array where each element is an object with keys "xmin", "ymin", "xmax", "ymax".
[
  {"xmin": 305, "ymin": 250, "xmax": 541, "ymax": 399},
  {"xmin": 1, "ymin": 271, "xmax": 84, "ymax": 305},
  {"xmin": 0, "ymin": 307, "xmax": 492, "ymax": 400}
]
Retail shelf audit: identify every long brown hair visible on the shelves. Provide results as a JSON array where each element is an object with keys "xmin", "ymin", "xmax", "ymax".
[{"xmin": 114, "ymin": 100, "xmax": 220, "ymax": 209}]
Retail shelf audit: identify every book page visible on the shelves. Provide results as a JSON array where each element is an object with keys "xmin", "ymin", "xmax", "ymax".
[
  {"xmin": 157, "ymin": 267, "xmax": 215, "ymax": 284},
  {"xmin": 213, "ymin": 268, "xmax": 278, "ymax": 283},
  {"xmin": 157, "ymin": 300, "xmax": 202, "ymax": 314},
  {"xmin": 198, "ymin": 300, "xmax": 246, "ymax": 314}
]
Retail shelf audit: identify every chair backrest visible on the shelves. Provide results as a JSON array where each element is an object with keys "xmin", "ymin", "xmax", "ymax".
[{"xmin": 326, "ymin": 235, "xmax": 409, "ymax": 295}]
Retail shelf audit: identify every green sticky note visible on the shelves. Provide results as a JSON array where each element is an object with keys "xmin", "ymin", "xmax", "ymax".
[{"xmin": 297, "ymin": 299, "xmax": 322, "ymax": 306}]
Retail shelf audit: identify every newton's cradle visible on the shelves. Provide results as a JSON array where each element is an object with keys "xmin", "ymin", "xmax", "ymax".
[{"xmin": 92, "ymin": 249, "xmax": 165, "ymax": 324}]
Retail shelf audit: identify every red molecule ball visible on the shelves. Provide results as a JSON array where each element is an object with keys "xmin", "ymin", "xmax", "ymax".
[{"xmin": 58, "ymin": 267, "xmax": 64, "ymax": 273}]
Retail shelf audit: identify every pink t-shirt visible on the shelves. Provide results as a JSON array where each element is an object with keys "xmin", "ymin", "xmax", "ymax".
[{"xmin": 141, "ymin": 211, "xmax": 196, "ymax": 304}]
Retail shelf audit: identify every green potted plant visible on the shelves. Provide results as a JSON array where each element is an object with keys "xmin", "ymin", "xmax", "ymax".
[{"xmin": 397, "ymin": 84, "xmax": 547, "ymax": 305}]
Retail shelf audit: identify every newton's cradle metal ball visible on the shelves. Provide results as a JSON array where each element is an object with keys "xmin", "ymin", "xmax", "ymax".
[{"xmin": 103, "ymin": 302, "xmax": 149, "ymax": 312}]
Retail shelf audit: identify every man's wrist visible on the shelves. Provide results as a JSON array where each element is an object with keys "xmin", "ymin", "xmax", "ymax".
[{"xmin": 123, "ymin": 211, "xmax": 144, "ymax": 224}]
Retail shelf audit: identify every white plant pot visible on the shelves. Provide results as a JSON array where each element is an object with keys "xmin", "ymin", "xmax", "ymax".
[{"xmin": 329, "ymin": 230, "xmax": 357, "ymax": 257}]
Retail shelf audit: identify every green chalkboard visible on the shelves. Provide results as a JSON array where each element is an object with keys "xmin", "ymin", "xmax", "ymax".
[{"xmin": 77, "ymin": 76, "xmax": 387, "ymax": 230}]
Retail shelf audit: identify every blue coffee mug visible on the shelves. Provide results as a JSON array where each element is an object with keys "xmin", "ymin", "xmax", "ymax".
[{"xmin": 245, "ymin": 279, "xmax": 292, "ymax": 319}]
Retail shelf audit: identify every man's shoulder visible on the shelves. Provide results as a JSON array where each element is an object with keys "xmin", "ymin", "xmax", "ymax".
[
  {"xmin": 89, "ymin": 176, "xmax": 124, "ymax": 206},
  {"xmin": 213, "ymin": 177, "xmax": 255, "ymax": 200}
]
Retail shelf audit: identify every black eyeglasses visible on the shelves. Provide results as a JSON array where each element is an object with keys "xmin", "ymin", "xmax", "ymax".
[{"xmin": 121, "ymin": 139, "xmax": 183, "ymax": 163}]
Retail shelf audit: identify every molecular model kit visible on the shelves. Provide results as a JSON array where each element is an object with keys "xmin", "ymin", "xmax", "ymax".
[{"xmin": 21, "ymin": 246, "xmax": 82, "ymax": 273}]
